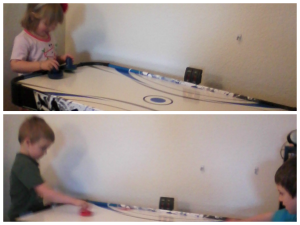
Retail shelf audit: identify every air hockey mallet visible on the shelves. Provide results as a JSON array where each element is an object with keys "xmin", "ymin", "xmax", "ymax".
[
  {"xmin": 80, "ymin": 208, "xmax": 93, "ymax": 217},
  {"xmin": 48, "ymin": 56, "xmax": 76, "ymax": 79},
  {"xmin": 64, "ymin": 57, "xmax": 77, "ymax": 73},
  {"xmin": 48, "ymin": 67, "xmax": 63, "ymax": 79}
]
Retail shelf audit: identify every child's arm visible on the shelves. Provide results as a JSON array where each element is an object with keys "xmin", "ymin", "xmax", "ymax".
[
  {"xmin": 34, "ymin": 183, "xmax": 89, "ymax": 209},
  {"xmin": 246, "ymin": 212, "xmax": 274, "ymax": 221},
  {"xmin": 226, "ymin": 212, "xmax": 274, "ymax": 222},
  {"xmin": 10, "ymin": 59, "xmax": 59, "ymax": 74}
]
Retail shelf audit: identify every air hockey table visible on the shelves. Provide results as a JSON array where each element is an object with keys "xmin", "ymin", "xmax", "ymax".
[
  {"xmin": 17, "ymin": 201, "xmax": 227, "ymax": 222},
  {"xmin": 11, "ymin": 62, "xmax": 296, "ymax": 111}
]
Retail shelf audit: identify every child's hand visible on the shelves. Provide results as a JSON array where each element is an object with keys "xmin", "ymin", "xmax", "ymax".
[
  {"xmin": 59, "ymin": 54, "xmax": 74, "ymax": 63},
  {"xmin": 74, "ymin": 199, "xmax": 89, "ymax": 210},
  {"xmin": 41, "ymin": 59, "xmax": 59, "ymax": 71}
]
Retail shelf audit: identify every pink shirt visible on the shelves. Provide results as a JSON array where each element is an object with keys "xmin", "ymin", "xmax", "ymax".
[{"xmin": 11, "ymin": 30, "xmax": 58, "ymax": 63}]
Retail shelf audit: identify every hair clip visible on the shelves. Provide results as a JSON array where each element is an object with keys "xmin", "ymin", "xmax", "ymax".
[
  {"xmin": 60, "ymin": 4, "xmax": 68, "ymax": 13},
  {"xmin": 34, "ymin": 4, "xmax": 68, "ymax": 13}
]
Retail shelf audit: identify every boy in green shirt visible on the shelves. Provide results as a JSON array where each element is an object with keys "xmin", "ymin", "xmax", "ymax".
[{"xmin": 8, "ymin": 116, "xmax": 89, "ymax": 221}]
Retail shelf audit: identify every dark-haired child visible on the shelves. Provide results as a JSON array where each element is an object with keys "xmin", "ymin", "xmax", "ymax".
[{"xmin": 227, "ymin": 157, "xmax": 296, "ymax": 222}]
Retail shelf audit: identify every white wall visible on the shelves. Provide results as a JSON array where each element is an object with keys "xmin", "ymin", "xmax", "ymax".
[
  {"xmin": 65, "ymin": 4, "xmax": 296, "ymax": 107},
  {"xmin": 3, "ymin": 115, "xmax": 296, "ymax": 220},
  {"xmin": 3, "ymin": 4, "xmax": 66, "ymax": 111}
]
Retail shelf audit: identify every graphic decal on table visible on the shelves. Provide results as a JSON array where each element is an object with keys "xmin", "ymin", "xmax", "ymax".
[
  {"xmin": 34, "ymin": 91, "xmax": 97, "ymax": 111},
  {"xmin": 89, "ymin": 201, "xmax": 226, "ymax": 222}
]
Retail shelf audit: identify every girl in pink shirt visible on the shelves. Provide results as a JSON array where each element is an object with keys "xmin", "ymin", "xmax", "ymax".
[{"xmin": 10, "ymin": 4, "xmax": 73, "ymax": 75}]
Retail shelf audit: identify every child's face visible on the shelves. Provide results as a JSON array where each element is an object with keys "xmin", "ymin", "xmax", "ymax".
[
  {"xmin": 277, "ymin": 185, "xmax": 297, "ymax": 214},
  {"xmin": 26, "ymin": 138, "xmax": 53, "ymax": 160},
  {"xmin": 36, "ymin": 19, "xmax": 57, "ymax": 36}
]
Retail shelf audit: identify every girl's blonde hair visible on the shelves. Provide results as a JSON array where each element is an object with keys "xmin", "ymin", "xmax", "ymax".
[{"xmin": 21, "ymin": 4, "xmax": 64, "ymax": 31}]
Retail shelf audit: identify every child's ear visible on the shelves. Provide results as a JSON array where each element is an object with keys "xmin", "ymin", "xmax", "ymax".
[{"xmin": 24, "ymin": 137, "xmax": 32, "ymax": 147}]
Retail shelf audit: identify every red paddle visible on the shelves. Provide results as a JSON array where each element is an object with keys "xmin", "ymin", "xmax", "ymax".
[{"xmin": 80, "ymin": 208, "xmax": 92, "ymax": 217}]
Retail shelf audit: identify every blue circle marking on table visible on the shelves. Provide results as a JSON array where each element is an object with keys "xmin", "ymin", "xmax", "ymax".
[
  {"xmin": 150, "ymin": 98, "xmax": 166, "ymax": 103},
  {"xmin": 143, "ymin": 96, "xmax": 173, "ymax": 105}
]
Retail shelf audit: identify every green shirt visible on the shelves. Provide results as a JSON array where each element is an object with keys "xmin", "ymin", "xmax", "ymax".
[{"xmin": 8, "ymin": 153, "xmax": 45, "ymax": 221}]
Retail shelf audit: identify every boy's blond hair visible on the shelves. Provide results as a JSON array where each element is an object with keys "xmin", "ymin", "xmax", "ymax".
[
  {"xmin": 21, "ymin": 4, "xmax": 64, "ymax": 31},
  {"xmin": 18, "ymin": 116, "xmax": 55, "ymax": 144}
]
